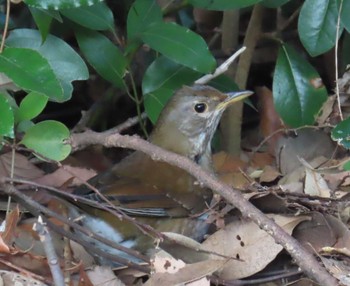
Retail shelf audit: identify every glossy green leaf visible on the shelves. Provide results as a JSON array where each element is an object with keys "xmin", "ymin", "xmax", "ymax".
[
  {"xmin": 0, "ymin": 93, "xmax": 14, "ymax": 138},
  {"xmin": 0, "ymin": 48, "xmax": 63, "ymax": 100},
  {"xmin": 332, "ymin": 117, "xmax": 350, "ymax": 149},
  {"xmin": 142, "ymin": 56, "xmax": 201, "ymax": 95},
  {"xmin": 75, "ymin": 28, "xmax": 127, "ymax": 89},
  {"xmin": 127, "ymin": 0, "xmax": 162, "ymax": 40},
  {"xmin": 298, "ymin": 0, "xmax": 343, "ymax": 56},
  {"xmin": 339, "ymin": 0, "xmax": 350, "ymax": 32},
  {"xmin": 6, "ymin": 29, "xmax": 88, "ymax": 102},
  {"xmin": 24, "ymin": 0, "xmax": 103, "ymax": 10},
  {"xmin": 61, "ymin": 2, "xmax": 114, "ymax": 31},
  {"xmin": 16, "ymin": 92, "xmax": 48, "ymax": 122},
  {"xmin": 272, "ymin": 44, "xmax": 328, "ymax": 127},
  {"xmin": 262, "ymin": 0, "xmax": 290, "ymax": 8},
  {"xmin": 21, "ymin": 120, "xmax": 71, "ymax": 161},
  {"xmin": 209, "ymin": 75, "xmax": 239, "ymax": 92},
  {"xmin": 29, "ymin": 7, "xmax": 60, "ymax": 41},
  {"xmin": 188, "ymin": 0, "xmax": 262, "ymax": 9},
  {"xmin": 144, "ymin": 87, "xmax": 174, "ymax": 124},
  {"xmin": 142, "ymin": 22, "xmax": 216, "ymax": 73}
]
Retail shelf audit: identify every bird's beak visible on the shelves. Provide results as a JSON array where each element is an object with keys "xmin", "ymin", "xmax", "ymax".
[{"xmin": 216, "ymin": 90, "xmax": 254, "ymax": 110}]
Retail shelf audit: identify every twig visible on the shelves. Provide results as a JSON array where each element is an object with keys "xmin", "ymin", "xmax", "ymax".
[
  {"xmin": 69, "ymin": 130, "xmax": 337, "ymax": 285},
  {"xmin": 104, "ymin": 112, "xmax": 147, "ymax": 135},
  {"xmin": 0, "ymin": 0, "xmax": 10, "ymax": 53},
  {"xmin": 33, "ymin": 217, "xmax": 65, "ymax": 286},
  {"xmin": 195, "ymin": 47, "xmax": 247, "ymax": 85},
  {"xmin": 0, "ymin": 182, "xmax": 150, "ymax": 272},
  {"xmin": 0, "ymin": 257, "xmax": 48, "ymax": 284},
  {"xmin": 335, "ymin": 0, "xmax": 344, "ymax": 120}
]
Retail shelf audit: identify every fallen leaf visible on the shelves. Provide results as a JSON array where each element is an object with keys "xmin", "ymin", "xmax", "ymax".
[{"xmin": 202, "ymin": 214, "xmax": 309, "ymax": 280}]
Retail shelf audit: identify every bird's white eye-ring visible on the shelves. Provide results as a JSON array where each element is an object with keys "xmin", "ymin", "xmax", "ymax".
[{"xmin": 194, "ymin": 103, "xmax": 208, "ymax": 113}]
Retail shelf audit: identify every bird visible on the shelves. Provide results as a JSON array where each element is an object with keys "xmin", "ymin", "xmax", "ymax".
[{"xmin": 67, "ymin": 85, "xmax": 253, "ymax": 265}]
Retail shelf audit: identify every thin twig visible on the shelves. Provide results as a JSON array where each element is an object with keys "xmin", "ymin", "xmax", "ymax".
[
  {"xmin": 33, "ymin": 217, "xmax": 65, "ymax": 286},
  {"xmin": 0, "ymin": 0, "xmax": 10, "ymax": 53},
  {"xmin": 195, "ymin": 47, "xmax": 247, "ymax": 85},
  {"xmin": 335, "ymin": 0, "xmax": 344, "ymax": 120},
  {"xmin": 0, "ymin": 182, "xmax": 150, "ymax": 272}
]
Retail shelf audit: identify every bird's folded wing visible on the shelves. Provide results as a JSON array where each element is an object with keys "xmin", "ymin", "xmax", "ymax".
[{"xmin": 74, "ymin": 176, "xmax": 194, "ymax": 217}]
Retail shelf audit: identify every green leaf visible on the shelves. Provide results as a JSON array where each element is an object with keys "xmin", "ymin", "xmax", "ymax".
[
  {"xmin": 142, "ymin": 56, "xmax": 201, "ymax": 95},
  {"xmin": 0, "ymin": 93, "xmax": 14, "ymax": 138},
  {"xmin": 262, "ymin": 0, "xmax": 290, "ymax": 8},
  {"xmin": 16, "ymin": 92, "xmax": 48, "ymax": 122},
  {"xmin": 298, "ymin": 0, "xmax": 343, "ymax": 56},
  {"xmin": 342, "ymin": 159, "xmax": 350, "ymax": 170},
  {"xmin": 75, "ymin": 28, "xmax": 127, "ymax": 89},
  {"xmin": 21, "ymin": 120, "xmax": 71, "ymax": 161},
  {"xmin": 339, "ymin": 0, "xmax": 350, "ymax": 33},
  {"xmin": 17, "ymin": 120, "xmax": 35, "ymax": 133},
  {"xmin": 188, "ymin": 0, "xmax": 262, "ymax": 10},
  {"xmin": 332, "ymin": 117, "xmax": 350, "ymax": 149},
  {"xmin": 209, "ymin": 75, "xmax": 239, "ymax": 92},
  {"xmin": 0, "ymin": 47, "xmax": 63, "ymax": 100},
  {"xmin": 127, "ymin": 0, "xmax": 162, "ymax": 40},
  {"xmin": 141, "ymin": 22, "xmax": 216, "ymax": 73},
  {"xmin": 29, "ymin": 7, "xmax": 59, "ymax": 41},
  {"xmin": 6, "ymin": 29, "xmax": 89, "ymax": 102},
  {"xmin": 61, "ymin": 2, "xmax": 114, "ymax": 31},
  {"xmin": 24, "ymin": 0, "xmax": 103, "ymax": 10},
  {"xmin": 272, "ymin": 44, "xmax": 328, "ymax": 127},
  {"xmin": 144, "ymin": 87, "xmax": 174, "ymax": 124}
]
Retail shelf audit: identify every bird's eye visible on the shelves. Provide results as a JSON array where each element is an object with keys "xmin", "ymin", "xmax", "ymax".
[{"xmin": 194, "ymin": 103, "xmax": 208, "ymax": 113}]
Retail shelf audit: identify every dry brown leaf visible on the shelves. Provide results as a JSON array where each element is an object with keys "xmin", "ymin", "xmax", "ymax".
[
  {"xmin": 304, "ymin": 168, "xmax": 331, "ymax": 197},
  {"xmin": 218, "ymin": 172, "xmax": 251, "ymax": 190},
  {"xmin": 276, "ymin": 130, "xmax": 334, "ymax": 175},
  {"xmin": 259, "ymin": 165, "xmax": 280, "ymax": 183},
  {"xmin": 0, "ymin": 152, "xmax": 44, "ymax": 179},
  {"xmin": 34, "ymin": 165, "xmax": 96, "ymax": 188},
  {"xmin": 2, "ymin": 206, "xmax": 20, "ymax": 245},
  {"xmin": 294, "ymin": 213, "xmax": 350, "ymax": 253},
  {"xmin": 202, "ymin": 214, "xmax": 309, "ymax": 280},
  {"xmin": 0, "ymin": 270, "xmax": 47, "ymax": 286},
  {"xmin": 250, "ymin": 152, "xmax": 275, "ymax": 168},
  {"xmin": 145, "ymin": 256, "xmax": 224, "ymax": 286},
  {"xmin": 86, "ymin": 266, "xmax": 124, "ymax": 286},
  {"xmin": 317, "ymin": 95, "xmax": 336, "ymax": 125},
  {"xmin": 213, "ymin": 151, "xmax": 247, "ymax": 173},
  {"xmin": 256, "ymin": 86, "xmax": 284, "ymax": 155},
  {"xmin": 320, "ymin": 257, "xmax": 350, "ymax": 285}
]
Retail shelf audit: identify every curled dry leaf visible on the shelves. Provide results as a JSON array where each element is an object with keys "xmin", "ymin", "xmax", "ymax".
[
  {"xmin": 201, "ymin": 214, "xmax": 309, "ymax": 280},
  {"xmin": 293, "ymin": 213, "xmax": 350, "ymax": 253}
]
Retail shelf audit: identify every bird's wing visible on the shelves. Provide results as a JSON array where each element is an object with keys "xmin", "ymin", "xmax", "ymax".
[{"xmin": 73, "ymin": 152, "xmax": 210, "ymax": 218}]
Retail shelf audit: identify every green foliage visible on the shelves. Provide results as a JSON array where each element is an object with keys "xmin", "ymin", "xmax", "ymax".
[
  {"xmin": 21, "ymin": 120, "xmax": 71, "ymax": 161},
  {"xmin": 298, "ymin": 0, "xmax": 342, "ymax": 56},
  {"xmin": 332, "ymin": 117, "xmax": 350, "ymax": 149},
  {"xmin": 0, "ymin": 48, "xmax": 63, "ymax": 100},
  {"xmin": 0, "ymin": 0, "xmax": 348, "ymax": 161},
  {"xmin": 188, "ymin": 0, "xmax": 263, "ymax": 10},
  {"xmin": 75, "ymin": 28, "xmax": 127, "ymax": 89},
  {"xmin": 61, "ymin": 2, "xmax": 114, "ymax": 31},
  {"xmin": 16, "ymin": 92, "xmax": 48, "ymax": 122},
  {"xmin": 127, "ymin": 0, "xmax": 163, "ymax": 40},
  {"xmin": 273, "ymin": 44, "xmax": 328, "ymax": 127},
  {"xmin": 23, "ymin": 0, "xmax": 103, "ymax": 10},
  {"xmin": 0, "ymin": 93, "xmax": 14, "ymax": 138}
]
